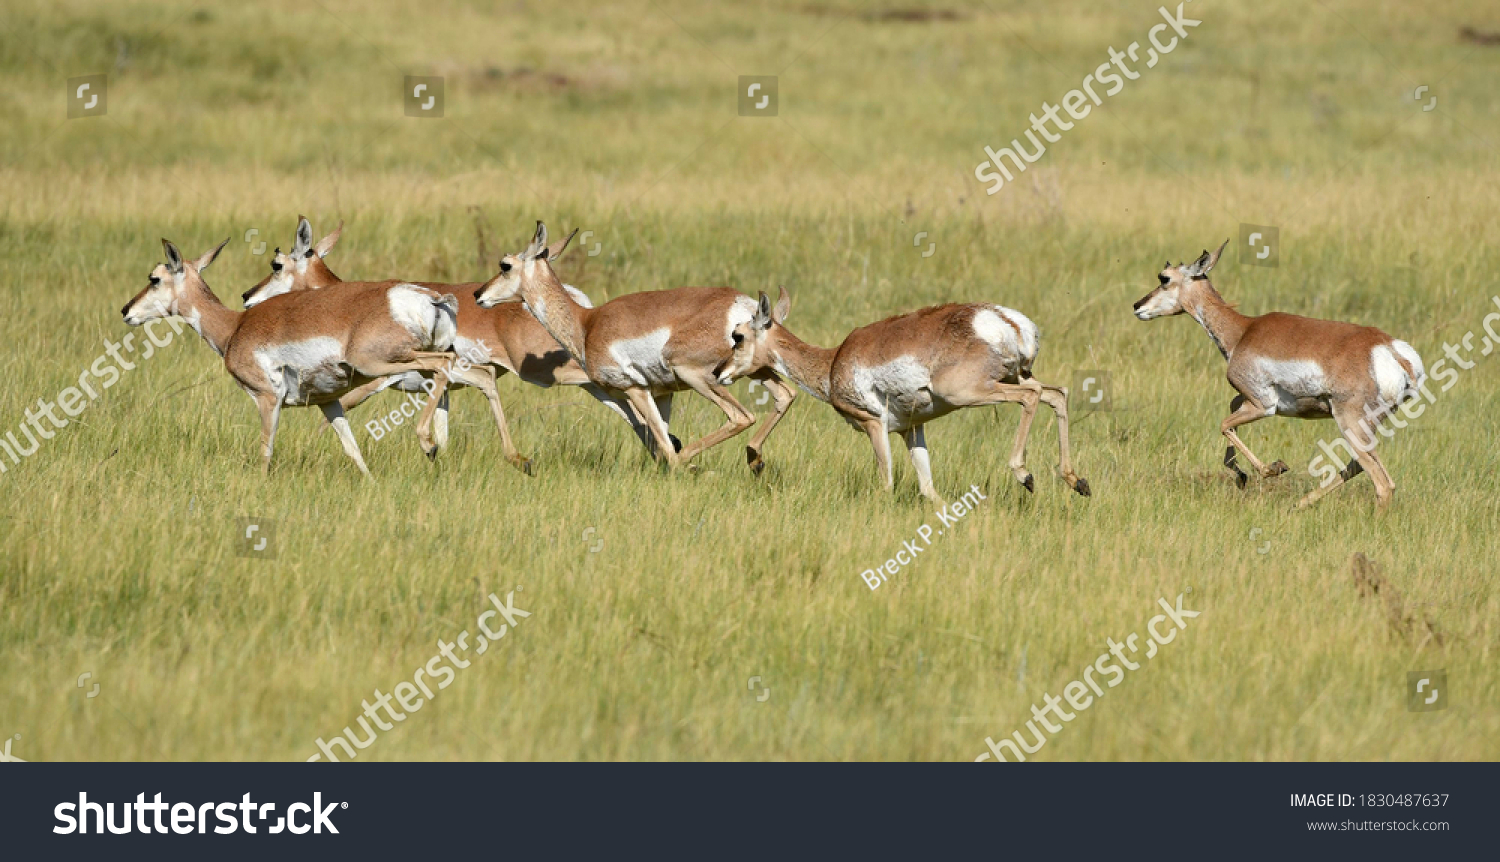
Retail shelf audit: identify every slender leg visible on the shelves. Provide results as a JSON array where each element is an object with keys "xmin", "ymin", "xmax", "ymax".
[
  {"xmin": 339, "ymin": 377, "xmax": 398, "ymax": 413},
  {"xmin": 673, "ymin": 373, "xmax": 757, "ymax": 465},
  {"xmin": 745, "ymin": 372, "xmax": 796, "ymax": 477},
  {"xmin": 320, "ymin": 401, "xmax": 372, "ymax": 477},
  {"xmin": 901, "ymin": 424, "xmax": 941, "ymax": 503},
  {"xmin": 1294, "ymin": 456, "xmax": 1365, "ymax": 509},
  {"xmin": 1035, "ymin": 382, "xmax": 1090, "ymax": 496},
  {"xmin": 943, "ymin": 379, "xmax": 1047, "ymax": 492},
  {"xmin": 623, "ymin": 387, "xmax": 679, "ymax": 468},
  {"xmin": 655, "ymin": 394, "xmax": 683, "ymax": 456},
  {"xmin": 1336, "ymin": 403, "xmax": 1395, "ymax": 509},
  {"xmin": 1221, "ymin": 396, "xmax": 1288, "ymax": 482},
  {"xmin": 414, "ymin": 369, "xmax": 452, "ymax": 460},
  {"xmin": 1223, "ymin": 395, "xmax": 1249, "ymax": 487},
  {"xmin": 255, "ymin": 393, "xmax": 282, "ymax": 476},
  {"xmin": 350, "ymin": 351, "xmax": 460, "ymax": 379},
  {"xmin": 582, "ymin": 384, "xmax": 662, "ymax": 457},
  {"xmin": 1002, "ymin": 379, "xmax": 1043, "ymax": 491},
  {"xmin": 432, "ymin": 388, "xmax": 450, "ymax": 452},
  {"xmin": 448, "ymin": 362, "xmax": 530, "ymax": 474},
  {"xmin": 861, "ymin": 418, "xmax": 895, "ymax": 491}
]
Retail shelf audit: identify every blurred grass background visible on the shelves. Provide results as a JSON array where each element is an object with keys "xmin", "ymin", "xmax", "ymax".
[{"xmin": 1, "ymin": 0, "xmax": 1497, "ymax": 760}]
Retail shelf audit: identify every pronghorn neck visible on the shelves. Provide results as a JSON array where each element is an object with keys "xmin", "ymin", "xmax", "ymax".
[
  {"xmin": 770, "ymin": 328, "xmax": 835, "ymax": 402},
  {"xmin": 520, "ymin": 264, "xmax": 592, "ymax": 369},
  {"xmin": 1182, "ymin": 279, "xmax": 1249, "ymax": 360},
  {"xmin": 179, "ymin": 282, "xmax": 242, "ymax": 356},
  {"xmin": 304, "ymin": 258, "xmax": 342, "ymax": 288}
]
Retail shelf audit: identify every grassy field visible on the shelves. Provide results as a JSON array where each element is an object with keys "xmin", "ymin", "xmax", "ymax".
[{"xmin": 1, "ymin": 0, "xmax": 1498, "ymax": 761}]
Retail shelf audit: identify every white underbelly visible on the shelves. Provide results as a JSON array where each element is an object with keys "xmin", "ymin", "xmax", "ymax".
[
  {"xmin": 851, "ymin": 357, "xmax": 935, "ymax": 430},
  {"xmin": 255, "ymin": 337, "xmax": 352, "ymax": 404},
  {"xmin": 601, "ymin": 329, "xmax": 677, "ymax": 390}
]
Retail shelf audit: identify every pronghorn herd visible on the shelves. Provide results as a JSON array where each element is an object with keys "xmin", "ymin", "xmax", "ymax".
[{"xmin": 121, "ymin": 219, "xmax": 1425, "ymax": 508}]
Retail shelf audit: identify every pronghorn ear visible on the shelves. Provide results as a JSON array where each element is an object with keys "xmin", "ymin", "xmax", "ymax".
[
  {"xmin": 315, "ymin": 220, "xmax": 343, "ymax": 258},
  {"xmin": 292, "ymin": 216, "xmax": 314, "ymax": 258},
  {"xmin": 1206, "ymin": 238, "xmax": 1230, "ymax": 272},
  {"xmin": 753, "ymin": 292, "xmax": 774, "ymax": 330},
  {"xmin": 522, "ymin": 221, "xmax": 548, "ymax": 260},
  {"xmin": 542, "ymin": 228, "xmax": 578, "ymax": 262},
  {"xmin": 163, "ymin": 239, "xmax": 184, "ymax": 275},
  {"xmin": 193, "ymin": 237, "xmax": 231, "ymax": 273},
  {"xmin": 1189, "ymin": 239, "xmax": 1230, "ymax": 277},
  {"xmin": 773, "ymin": 286, "xmax": 791, "ymax": 324}
]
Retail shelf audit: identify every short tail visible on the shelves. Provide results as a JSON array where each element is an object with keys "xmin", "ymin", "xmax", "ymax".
[
  {"xmin": 430, "ymin": 294, "xmax": 459, "ymax": 352},
  {"xmin": 1373, "ymin": 340, "xmax": 1425, "ymax": 406},
  {"xmin": 389, "ymin": 284, "xmax": 459, "ymax": 351}
]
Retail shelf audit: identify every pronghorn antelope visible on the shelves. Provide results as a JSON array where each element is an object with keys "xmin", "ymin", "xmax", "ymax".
[
  {"xmin": 240, "ymin": 218, "xmax": 671, "ymax": 472},
  {"xmin": 735, "ymin": 287, "xmax": 1090, "ymax": 503},
  {"xmin": 473, "ymin": 222, "xmax": 795, "ymax": 472},
  {"xmin": 239, "ymin": 215, "xmax": 344, "ymax": 307},
  {"xmin": 1132, "ymin": 240, "xmax": 1425, "ymax": 509},
  {"xmin": 121, "ymin": 238, "xmax": 459, "ymax": 476}
]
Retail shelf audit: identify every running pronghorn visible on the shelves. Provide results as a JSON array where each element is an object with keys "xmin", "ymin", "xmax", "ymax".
[
  {"xmin": 121, "ymin": 238, "xmax": 459, "ymax": 476},
  {"xmin": 1132, "ymin": 240, "xmax": 1425, "ymax": 509},
  {"xmin": 240, "ymin": 217, "xmax": 671, "ymax": 472},
  {"xmin": 734, "ymin": 287, "xmax": 1090, "ymax": 503},
  {"xmin": 473, "ymin": 222, "xmax": 795, "ymax": 472}
]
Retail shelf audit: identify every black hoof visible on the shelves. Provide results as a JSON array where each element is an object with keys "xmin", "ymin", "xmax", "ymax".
[
  {"xmin": 1234, "ymin": 470, "xmax": 1248, "ymax": 489},
  {"xmin": 1074, "ymin": 478, "xmax": 1091, "ymax": 497},
  {"xmin": 520, "ymin": 459, "xmax": 535, "ymax": 477},
  {"xmin": 425, "ymin": 447, "xmax": 438, "ymax": 463},
  {"xmin": 1020, "ymin": 474, "xmax": 1035, "ymax": 493},
  {"xmin": 746, "ymin": 446, "xmax": 766, "ymax": 477},
  {"xmin": 670, "ymin": 434, "xmax": 683, "ymax": 454},
  {"xmin": 1267, "ymin": 460, "xmax": 1289, "ymax": 477}
]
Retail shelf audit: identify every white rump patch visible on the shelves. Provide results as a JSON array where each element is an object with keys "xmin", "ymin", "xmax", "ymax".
[
  {"xmin": 973, "ymin": 306, "xmax": 1039, "ymax": 361},
  {"xmin": 1389, "ymin": 340, "xmax": 1426, "ymax": 396},
  {"xmin": 387, "ymin": 284, "xmax": 456, "ymax": 350},
  {"xmin": 603, "ymin": 328, "xmax": 675, "ymax": 389},
  {"xmin": 1370, "ymin": 344, "xmax": 1418, "ymax": 406}
]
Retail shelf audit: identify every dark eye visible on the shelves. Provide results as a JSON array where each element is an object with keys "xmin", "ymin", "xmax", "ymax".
[
  {"xmin": 1158, "ymin": 274, "xmax": 1170, "ymax": 285},
  {"xmin": 272, "ymin": 261, "xmax": 283, "ymax": 272},
  {"xmin": 500, "ymin": 261, "xmax": 513, "ymax": 273},
  {"xmin": 305, "ymin": 249, "xmax": 315, "ymax": 258},
  {"xmin": 732, "ymin": 332, "xmax": 744, "ymax": 346},
  {"xmin": 149, "ymin": 275, "xmax": 160, "ymax": 285}
]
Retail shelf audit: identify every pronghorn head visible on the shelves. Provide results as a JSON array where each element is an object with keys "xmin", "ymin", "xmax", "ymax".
[
  {"xmin": 1133, "ymin": 239, "xmax": 1228, "ymax": 321},
  {"xmin": 713, "ymin": 290, "xmax": 778, "ymax": 385},
  {"xmin": 475, "ymin": 221, "xmax": 577, "ymax": 308},
  {"xmin": 122, "ymin": 238, "xmax": 230, "ymax": 326},
  {"xmin": 719, "ymin": 287, "xmax": 789, "ymax": 383},
  {"xmin": 241, "ymin": 216, "xmax": 343, "ymax": 307}
]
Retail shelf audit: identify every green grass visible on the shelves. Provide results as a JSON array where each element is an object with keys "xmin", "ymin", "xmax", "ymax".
[{"xmin": 1, "ymin": 0, "xmax": 1498, "ymax": 760}]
